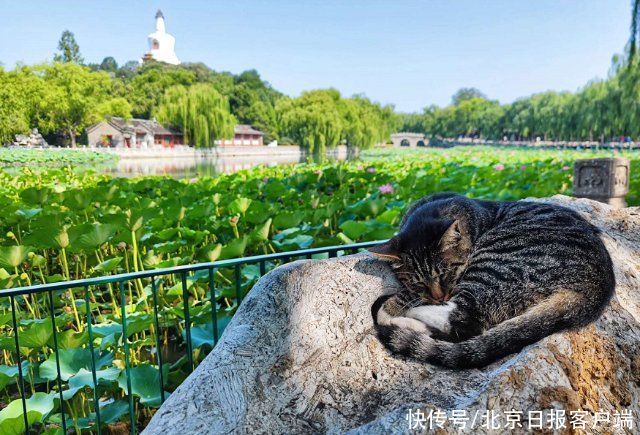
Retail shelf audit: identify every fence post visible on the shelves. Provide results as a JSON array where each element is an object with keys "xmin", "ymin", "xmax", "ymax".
[{"xmin": 573, "ymin": 158, "xmax": 630, "ymax": 208}]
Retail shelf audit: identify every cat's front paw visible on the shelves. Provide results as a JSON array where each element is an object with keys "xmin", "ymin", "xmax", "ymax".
[
  {"xmin": 375, "ymin": 322, "xmax": 435, "ymax": 357},
  {"xmin": 372, "ymin": 295, "xmax": 428, "ymax": 331},
  {"xmin": 405, "ymin": 302, "xmax": 457, "ymax": 334}
]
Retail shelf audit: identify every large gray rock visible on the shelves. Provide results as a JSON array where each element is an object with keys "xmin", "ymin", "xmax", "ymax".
[{"xmin": 144, "ymin": 196, "xmax": 640, "ymax": 434}]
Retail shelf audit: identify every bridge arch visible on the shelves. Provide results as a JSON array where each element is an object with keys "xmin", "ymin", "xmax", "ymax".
[{"xmin": 390, "ymin": 132, "xmax": 427, "ymax": 148}]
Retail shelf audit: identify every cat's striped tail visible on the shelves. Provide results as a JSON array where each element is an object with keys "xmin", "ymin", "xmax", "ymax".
[{"xmin": 372, "ymin": 289, "xmax": 611, "ymax": 369}]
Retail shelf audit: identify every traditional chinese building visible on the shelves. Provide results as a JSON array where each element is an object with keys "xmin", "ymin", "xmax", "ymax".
[
  {"xmin": 215, "ymin": 125, "xmax": 265, "ymax": 146},
  {"xmin": 86, "ymin": 118, "xmax": 183, "ymax": 148}
]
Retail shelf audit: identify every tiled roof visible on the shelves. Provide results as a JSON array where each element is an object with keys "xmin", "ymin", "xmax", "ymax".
[
  {"xmin": 95, "ymin": 117, "xmax": 180, "ymax": 135},
  {"xmin": 234, "ymin": 124, "xmax": 264, "ymax": 136}
]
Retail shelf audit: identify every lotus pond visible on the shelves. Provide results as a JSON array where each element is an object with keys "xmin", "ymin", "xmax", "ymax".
[
  {"xmin": 0, "ymin": 148, "xmax": 118, "ymax": 167},
  {"xmin": 0, "ymin": 146, "xmax": 637, "ymax": 433}
]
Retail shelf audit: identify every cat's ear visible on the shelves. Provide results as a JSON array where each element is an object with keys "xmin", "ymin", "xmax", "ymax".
[
  {"xmin": 368, "ymin": 237, "xmax": 401, "ymax": 261},
  {"xmin": 439, "ymin": 220, "xmax": 461, "ymax": 248},
  {"xmin": 439, "ymin": 220, "xmax": 468, "ymax": 262}
]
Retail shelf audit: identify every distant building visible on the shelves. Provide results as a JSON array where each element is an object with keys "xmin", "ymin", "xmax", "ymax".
[
  {"xmin": 86, "ymin": 118, "xmax": 183, "ymax": 148},
  {"xmin": 215, "ymin": 125, "xmax": 265, "ymax": 146},
  {"xmin": 142, "ymin": 10, "xmax": 180, "ymax": 65}
]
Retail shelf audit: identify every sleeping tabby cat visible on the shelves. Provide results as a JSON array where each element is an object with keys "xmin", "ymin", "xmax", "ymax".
[{"xmin": 370, "ymin": 193, "xmax": 615, "ymax": 369}]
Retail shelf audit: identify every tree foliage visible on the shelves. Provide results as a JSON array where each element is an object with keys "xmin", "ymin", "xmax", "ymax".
[
  {"xmin": 127, "ymin": 62, "xmax": 198, "ymax": 119},
  {"xmin": 276, "ymin": 90, "xmax": 345, "ymax": 154},
  {"xmin": 154, "ymin": 84, "xmax": 236, "ymax": 148},
  {"xmin": 99, "ymin": 57, "xmax": 118, "ymax": 72},
  {"xmin": 629, "ymin": 0, "xmax": 640, "ymax": 61},
  {"xmin": 404, "ymin": 66, "xmax": 640, "ymax": 142},
  {"xmin": 228, "ymin": 70, "xmax": 282, "ymax": 142},
  {"xmin": 451, "ymin": 87, "xmax": 487, "ymax": 105},
  {"xmin": 53, "ymin": 30, "xmax": 83, "ymax": 64},
  {"xmin": 0, "ymin": 67, "xmax": 43, "ymax": 144},
  {"xmin": 341, "ymin": 95, "xmax": 395, "ymax": 149},
  {"xmin": 276, "ymin": 89, "xmax": 396, "ymax": 153},
  {"xmin": 35, "ymin": 63, "xmax": 130, "ymax": 147}
]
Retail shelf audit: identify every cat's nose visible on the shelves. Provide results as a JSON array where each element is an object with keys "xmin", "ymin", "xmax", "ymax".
[{"xmin": 431, "ymin": 282, "xmax": 445, "ymax": 300}]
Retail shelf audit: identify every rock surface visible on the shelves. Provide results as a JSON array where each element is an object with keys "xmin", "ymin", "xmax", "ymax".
[
  {"xmin": 12, "ymin": 128, "xmax": 48, "ymax": 147},
  {"xmin": 144, "ymin": 196, "xmax": 640, "ymax": 434}
]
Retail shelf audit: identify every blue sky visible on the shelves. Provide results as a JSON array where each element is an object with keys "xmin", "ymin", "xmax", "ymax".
[{"xmin": 0, "ymin": 1, "xmax": 630, "ymax": 112}]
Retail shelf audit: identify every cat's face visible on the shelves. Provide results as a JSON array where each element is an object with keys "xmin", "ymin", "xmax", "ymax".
[{"xmin": 369, "ymin": 218, "xmax": 470, "ymax": 303}]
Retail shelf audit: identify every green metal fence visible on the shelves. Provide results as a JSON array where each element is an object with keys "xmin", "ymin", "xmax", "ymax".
[{"xmin": 0, "ymin": 241, "xmax": 382, "ymax": 434}]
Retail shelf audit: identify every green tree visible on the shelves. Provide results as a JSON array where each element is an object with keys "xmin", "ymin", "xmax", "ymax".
[
  {"xmin": 128, "ymin": 62, "xmax": 197, "ymax": 118},
  {"xmin": 451, "ymin": 88, "xmax": 486, "ymax": 105},
  {"xmin": 91, "ymin": 97, "xmax": 132, "ymax": 124},
  {"xmin": 0, "ymin": 67, "xmax": 44, "ymax": 144},
  {"xmin": 276, "ymin": 89, "xmax": 344, "ymax": 154},
  {"xmin": 35, "ymin": 62, "xmax": 124, "ymax": 147},
  {"xmin": 53, "ymin": 30, "xmax": 83, "ymax": 64},
  {"xmin": 396, "ymin": 112, "xmax": 426, "ymax": 133},
  {"xmin": 629, "ymin": 0, "xmax": 640, "ymax": 61},
  {"xmin": 116, "ymin": 60, "xmax": 139, "ymax": 79},
  {"xmin": 154, "ymin": 84, "xmax": 236, "ymax": 148},
  {"xmin": 341, "ymin": 96, "xmax": 394, "ymax": 149},
  {"xmin": 228, "ymin": 70, "xmax": 283, "ymax": 141},
  {"xmin": 99, "ymin": 57, "xmax": 118, "ymax": 72}
]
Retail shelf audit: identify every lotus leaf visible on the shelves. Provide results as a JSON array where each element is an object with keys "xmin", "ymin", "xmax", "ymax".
[
  {"xmin": 0, "ymin": 246, "xmax": 32, "ymax": 269},
  {"xmin": 117, "ymin": 364, "xmax": 169, "ymax": 407},
  {"xmin": 0, "ymin": 361, "xmax": 29, "ymax": 390},
  {"xmin": 273, "ymin": 212, "xmax": 304, "ymax": 229},
  {"xmin": 39, "ymin": 348, "xmax": 113, "ymax": 382},
  {"xmin": 219, "ymin": 236, "xmax": 248, "ymax": 260},
  {"xmin": 75, "ymin": 400, "xmax": 130, "ymax": 429},
  {"xmin": 62, "ymin": 367, "xmax": 121, "ymax": 400},
  {"xmin": 186, "ymin": 316, "xmax": 232, "ymax": 350},
  {"xmin": 228, "ymin": 197, "xmax": 252, "ymax": 215},
  {"xmin": 18, "ymin": 319, "xmax": 54, "ymax": 350},
  {"xmin": 339, "ymin": 220, "xmax": 368, "ymax": 240},
  {"xmin": 250, "ymin": 218, "xmax": 272, "ymax": 242},
  {"xmin": 91, "ymin": 257, "xmax": 123, "ymax": 274},
  {"xmin": 68, "ymin": 223, "xmax": 117, "ymax": 251},
  {"xmin": 0, "ymin": 392, "xmax": 55, "ymax": 435}
]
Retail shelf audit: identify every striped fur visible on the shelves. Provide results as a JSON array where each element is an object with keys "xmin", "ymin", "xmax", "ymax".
[{"xmin": 370, "ymin": 193, "xmax": 615, "ymax": 369}]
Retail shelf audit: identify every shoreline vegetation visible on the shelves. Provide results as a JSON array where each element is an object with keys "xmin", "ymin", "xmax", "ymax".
[
  {"xmin": 0, "ymin": 148, "xmax": 119, "ymax": 166},
  {"xmin": 3, "ymin": 135, "xmax": 639, "ymax": 168}
]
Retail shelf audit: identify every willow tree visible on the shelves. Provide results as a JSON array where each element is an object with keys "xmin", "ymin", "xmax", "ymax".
[
  {"xmin": 154, "ymin": 84, "xmax": 236, "ymax": 148},
  {"xmin": 630, "ymin": 0, "xmax": 640, "ymax": 61},
  {"xmin": 275, "ymin": 89, "xmax": 344, "ymax": 154},
  {"xmin": 340, "ymin": 96, "xmax": 393, "ymax": 149}
]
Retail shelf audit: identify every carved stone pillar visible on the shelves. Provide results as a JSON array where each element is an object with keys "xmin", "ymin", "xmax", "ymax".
[{"xmin": 573, "ymin": 158, "xmax": 630, "ymax": 208}]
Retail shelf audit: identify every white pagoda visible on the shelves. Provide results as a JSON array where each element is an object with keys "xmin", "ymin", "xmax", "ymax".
[{"xmin": 142, "ymin": 10, "xmax": 180, "ymax": 65}]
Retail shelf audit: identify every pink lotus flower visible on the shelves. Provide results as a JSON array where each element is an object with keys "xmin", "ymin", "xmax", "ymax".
[
  {"xmin": 367, "ymin": 167, "xmax": 377, "ymax": 174},
  {"xmin": 562, "ymin": 165, "xmax": 570, "ymax": 171},
  {"xmin": 520, "ymin": 165, "xmax": 527, "ymax": 171},
  {"xmin": 262, "ymin": 177, "xmax": 269, "ymax": 183},
  {"xmin": 314, "ymin": 169, "xmax": 323, "ymax": 175},
  {"xmin": 378, "ymin": 183, "xmax": 394, "ymax": 195},
  {"xmin": 494, "ymin": 164, "xmax": 505, "ymax": 171}
]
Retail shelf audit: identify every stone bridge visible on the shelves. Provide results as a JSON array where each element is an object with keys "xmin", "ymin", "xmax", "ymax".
[{"xmin": 390, "ymin": 132, "xmax": 427, "ymax": 148}]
